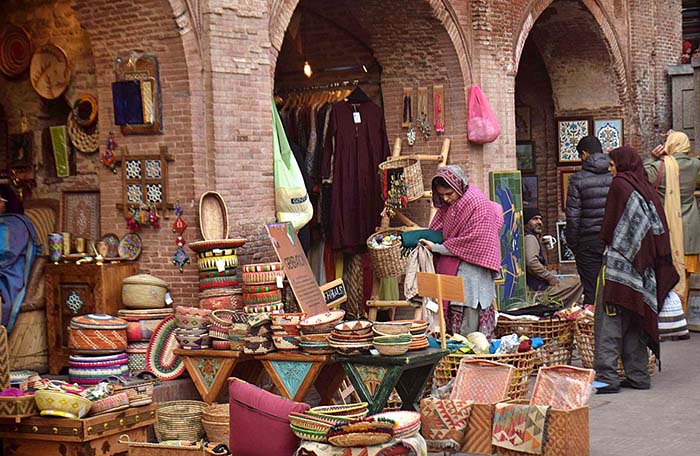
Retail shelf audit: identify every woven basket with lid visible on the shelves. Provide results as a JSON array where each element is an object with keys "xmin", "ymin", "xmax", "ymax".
[{"xmin": 122, "ymin": 274, "xmax": 169, "ymax": 309}]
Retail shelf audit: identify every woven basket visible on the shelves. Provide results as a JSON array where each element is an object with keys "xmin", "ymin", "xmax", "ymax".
[
  {"xmin": 119, "ymin": 436, "xmax": 205, "ymax": 456},
  {"xmin": 155, "ymin": 400, "xmax": 207, "ymax": 442},
  {"xmin": 378, "ymin": 157, "xmax": 424, "ymax": 202},
  {"xmin": 0, "ymin": 326, "xmax": 9, "ymax": 390},
  {"xmin": 367, "ymin": 230, "xmax": 407, "ymax": 279},
  {"xmin": 496, "ymin": 317, "xmax": 574, "ymax": 367},
  {"xmin": 203, "ymin": 403, "xmax": 228, "ymax": 422},
  {"xmin": 122, "ymin": 274, "xmax": 169, "ymax": 309},
  {"xmin": 0, "ymin": 394, "xmax": 38, "ymax": 419},
  {"xmin": 573, "ymin": 317, "xmax": 656, "ymax": 377},
  {"xmin": 203, "ymin": 419, "xmax": 230, "ymax": 445},
  {"xmin": 433, "ymin": 350, "xmax": 536, "ymax": 400}
]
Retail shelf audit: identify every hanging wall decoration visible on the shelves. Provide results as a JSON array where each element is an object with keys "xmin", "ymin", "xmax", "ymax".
[
  {"xmin": 112, "ymin": 52, "xmax": 163, "ymax": 135},
  {"xmin": 594, "ymin": 119, "xmax": 623, "ymax": 152},
  {"xmin": 557, "ymin": 118, "xmax": 590, "ymax": 164},
  {"xmin": 433, "ymin": 85, "xmax": 445, "ymax": 133},
  {"xmin": 0, "ymin": 24, "xmax": 33, "ymax": 78},
  {"xmin": 101, "ymin": 132, "xmax": 117, "ymax": 173},
  {"xmin": 416, "ymin": 87, "xmax": 431, "ymax": 140},
  {"xmin": 117, "ymin": 144, "xmax": 173, "ymax": 230},
  {"xmin": 172, "ymin": 201, "xmax": 190, "ymax": 272},
  {"xmin": 30, "ymin": 44, "xmax": 71, "ymax": 100},
  {"xmin": 49, "ymin": 125, "xmax": 70, "ymax": 177}
]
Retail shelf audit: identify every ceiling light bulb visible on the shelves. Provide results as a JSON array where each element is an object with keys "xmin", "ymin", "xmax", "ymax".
[
  {"xmin": 303, "ymin": 61, "xmax": 312, "ymax": 78},
  {"xmin": 362, "ymin": 64, "xmax": 368, "ymax": 73}
]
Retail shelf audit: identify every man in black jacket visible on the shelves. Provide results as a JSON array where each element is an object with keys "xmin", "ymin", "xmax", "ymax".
[{"xmin": 565, "ymin": 135, "xmax": 612, "ymax": 305}]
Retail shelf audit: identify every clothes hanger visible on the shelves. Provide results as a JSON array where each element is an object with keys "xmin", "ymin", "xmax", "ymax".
[{"xmin": 346, "ymin": 86, "xmax": 370, "ymax": 103}]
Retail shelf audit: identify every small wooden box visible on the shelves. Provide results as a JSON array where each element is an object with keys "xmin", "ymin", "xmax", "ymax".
[{"xmin": 0, "ymin": 403, "xmax": 156, "ymax": 456}]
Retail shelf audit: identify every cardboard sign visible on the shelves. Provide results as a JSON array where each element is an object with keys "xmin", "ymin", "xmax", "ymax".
[
  {"xmin": 320, "ymin": 278, "xmax": 347, "ymax": 309},
  {"xmin": 266, "ymin": 222, "xmax": 327, "ymax": 316}
]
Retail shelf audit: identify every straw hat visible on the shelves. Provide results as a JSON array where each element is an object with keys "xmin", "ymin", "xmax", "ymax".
[
  {"xmin": 67, "ymin": 111, "xmax": 98, "ymax": 154},
  {"xmin": 72, "ymin": 94, "xmax": 98, "ymax": 128}
]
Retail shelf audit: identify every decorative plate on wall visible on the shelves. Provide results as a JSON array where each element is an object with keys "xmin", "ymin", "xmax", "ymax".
[
  {"xmin": 0, "ymin": 24, "xmax": 33, "ymax": 77},
  {"xmin": 101, "ymin": 233, "xmax": 120, "ymax": 258},
  {"xmin": 29, "ymin": 44, "xmax": 71, "ymax": 99},
  {"xmin": 118, "ymin": 233, "xmax": 142, "ymax": 260}
]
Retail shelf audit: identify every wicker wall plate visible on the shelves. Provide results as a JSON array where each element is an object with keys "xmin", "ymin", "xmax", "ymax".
[
  {"xmin": 30, "ymin": 44, "xmax": 71, "ymax": 99},
  {"xmin": 146, "ymin": 315, "xmax": 185, "ymax": 381},
  {"xmin": 67, "ymin": 112, "xmax": 98, "ymax": 153},
  {"xmin": 199, "ymin": 192, "xmax": 229, "ymax": 240},
  {"xmin": 0, "ymin": 24, "xmax": 33, "ymax": 77}
]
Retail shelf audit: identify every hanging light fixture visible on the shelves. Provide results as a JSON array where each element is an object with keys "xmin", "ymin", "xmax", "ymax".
[{"xmin": 303, "ymin": 60, "xmax": 313, "ymax": 78}]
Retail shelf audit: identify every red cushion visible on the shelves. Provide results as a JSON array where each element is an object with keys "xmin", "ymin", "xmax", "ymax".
[{"xmin": 229, "ymin": 377, "xmax": 309, "ymax": 456}]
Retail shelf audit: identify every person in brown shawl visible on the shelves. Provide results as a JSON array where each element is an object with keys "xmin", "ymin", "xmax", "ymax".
[{"xmin": 594, "ymin": 147, "xmax": 679, "ymax": 394}]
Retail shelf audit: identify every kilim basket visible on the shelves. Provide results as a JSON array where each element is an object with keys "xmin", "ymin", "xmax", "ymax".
[
  {"xmin": 433, "ymin": 350, "xmax": 536, "ymax": 400},
  {"xmin": 378, "ymin": 157, "xmax": 424, "ymax": 202},
  {"xmin": 367, "ymin": 230, "xmax": 408, "ymax": 278},
  {"xmin": 494, "ymin": 399, "xmax": 589, "ymax": 456},
  {"xmin": 573, "ymin": 316, "xmax": 656, "ymax": 377},
  {"xmin": 496, "ymin": 316, "xmax": 574, "ymax": 367},
  {"xmin": 155, "ymin": 400, "xmax": 207, "ymax": 442}
]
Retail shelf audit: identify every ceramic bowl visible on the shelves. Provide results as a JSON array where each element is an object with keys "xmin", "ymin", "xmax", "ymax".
[
  {"xmin": 300, "ymin": 310, "xmax": 345, "ymax": 334},
  {"xmin": 34, "ymin": 390, "xmax": 92, "ymax": 419},
  {"xmin": 372, "ymin": 321, "xmax": 412, "ymax": 336}
]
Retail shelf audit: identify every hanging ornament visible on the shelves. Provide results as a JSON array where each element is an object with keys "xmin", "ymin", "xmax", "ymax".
[
  {"xmin": 171, "ymin": 201, "xmax": 190, "ymax": 272},
  {"xmin": 407, "ymin": 126, "xmax": 416, "ymax": 146},
  {"xmin": 149, "ymin": 204, "xmax": 160, "ymax": 229},
  {"xmin": 125, "ymin": 211, "xmax": 139, "ymax": 232},
  {"xmin": 101, "ymin": 132, "xmax": 118, "ymax": 173}
]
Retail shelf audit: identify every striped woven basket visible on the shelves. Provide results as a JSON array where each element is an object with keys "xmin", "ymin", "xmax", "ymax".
[
  {"xmin": 244, "ymin": 302, "xmax": 284, "ymax": 314},
  {"xmin": 242, "ymin": 262, "xmax": 283, "ymax": 273},
  {"xmin": 199, "ymin": 268, "xmax": 237, "ymax": 279},
  {"xmin": 155, "ymin": 400, "xmax": 207, "ymax": 442},
  {"xmin": 197, "ymin": 248, "xmax": 237, "ymax": 259},
  {"xmin": 242, "ymin": 270, "xmax": 285, "ymax": 286},
  {"xmin": 199, "ymin": 276, "xmax": 240, "ymax": 290},
  {"xmin": 68, "ymin": 328, "xmax": 127, "ymax": 351},
  {"xmin": 242, "ymin": 289, "xmax": 282, "ymax": 305},
  {"xmin": 198, "ymin": 255, "xmax": 238, "ymax": 272}
]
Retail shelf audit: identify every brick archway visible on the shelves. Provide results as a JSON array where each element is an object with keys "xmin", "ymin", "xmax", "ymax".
[
  {"xmin": 513, "ymin": 0, "xmax": 630, "ymax": 106},
  {"xmin": 269, "ymin": 0, "xmax": 473, "ymax": 85}
]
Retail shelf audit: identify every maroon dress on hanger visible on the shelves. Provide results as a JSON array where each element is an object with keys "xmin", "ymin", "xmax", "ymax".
[{"xmin": 321, "ymin": 98, "xmax": 389, "ymax": 253}]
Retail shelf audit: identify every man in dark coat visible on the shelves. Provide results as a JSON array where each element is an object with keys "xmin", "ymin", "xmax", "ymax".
[{"xmin": 565, "ymin": 135, "xmax": 612, "ymax": 305}]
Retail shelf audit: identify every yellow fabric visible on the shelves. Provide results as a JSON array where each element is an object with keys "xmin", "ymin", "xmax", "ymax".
[
  {"xmin": 664, "ymin": 130, "xmax": 691, "ymax": 156},
  {"xmin": 661, "ymin": 153, "xmax": 686, "ymax": 297}
]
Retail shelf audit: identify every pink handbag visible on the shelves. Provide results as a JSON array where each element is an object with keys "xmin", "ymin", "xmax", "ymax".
[{"xmin": 467, "ymin": 85, "xmax": 500, "ymax": 144}]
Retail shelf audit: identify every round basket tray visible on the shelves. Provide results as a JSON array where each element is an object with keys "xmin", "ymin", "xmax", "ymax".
[
  {"xmin": 574, "ymin": 317, "xmax": 656, "ymax": 377},
  {"xmin": 433, "ymin": 350, "xmax": 537, "ymax": 400},
  {"xmin": 366, "ymin": 230, "xmax": 407, "ymax": 279},
  {"xmin": 496, "ymin": 316, "xmax": 574, "ymax": 367},
  {"xmin": 378, "ymin": 157, "xmax": 424, "ymax": 202},
  {"xmin": 199, "ymin": 191, "xmax": 229, "ymax": 241}
]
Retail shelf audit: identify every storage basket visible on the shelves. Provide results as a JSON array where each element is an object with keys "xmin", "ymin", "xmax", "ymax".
[
  {"xmin": 155, "ymin": 400, "xmax": 207, "ymax": 442},
  {"xmin": 0, "ymin": 394, "xmax": 38, "ymax": 420},
  {"xmin": 433, "ymin": 350, "xmax": 536, "ymax": 400},
  {"xmin": 496, "ymin": 317, "xmax": 574, "ymax": 367},
  {"xmin": 203, "ymin": 419, "xmax": 230, "ymax": 445},
  {"xmin": 367, "ymin": 230, "xmax": 408, "ymax": 278},
  {"xmin": 119, "ymin": 436, "xmax": 205, "ymax": 456},
  {"xmin": 573, "ymin": 316, "xmax": 656, "ymax": 377},
  {"xmin": 122, "ymin": 274, "xmax": 169, "ymax": 309},
  {"xmin": 378, "ymin": 157, "xmax": 424, "ymax": 202},
  {"xmin": 203, "ymin": 403, "xmax": 229, "ymax": 422}
]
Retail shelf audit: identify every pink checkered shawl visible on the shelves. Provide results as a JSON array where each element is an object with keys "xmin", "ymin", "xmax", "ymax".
[{"xmin": 429, "ymin": 167, "xmax": 502, "ymax": 273}]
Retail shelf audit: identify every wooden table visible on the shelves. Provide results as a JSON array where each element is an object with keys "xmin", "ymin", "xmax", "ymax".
[
  {"xmin": 173, "ymin": 349, "xmax": 254, "ymax": 404},
  {"xmin": 255, "ymin": 351, "xmax": 344, "ymax": 403},
  {"xmin": 0, "ymin": 403, "xmax": 156, "ymax": 455},
  {"xmin": 335, "ymin": 348, "xmax": 448, "ymax": 414}
]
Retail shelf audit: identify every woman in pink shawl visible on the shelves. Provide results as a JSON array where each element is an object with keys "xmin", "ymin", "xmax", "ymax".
[{"xmin": 421, "ymin": 166, "xmax": 503, "ymax": 338}]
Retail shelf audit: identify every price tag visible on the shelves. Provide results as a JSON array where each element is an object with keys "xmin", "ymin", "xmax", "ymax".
[
  {"xmin": 276, "ymin": 275, "xmax": 284, "ymax": 289},
  {"xmin": 164, "ymin": 292, "xmax": 173, "ymax": 305},
  {"xmin": 426, "ymin": 298, "xmax": 439, "ymax": 313},
  {"xmin": 353, "ymin": 112, "xmax": 362, "ymax": 124},
  {"xmin": 216, "ymin": 259, "xmax": 225, "ymax": 272},
  {"xmin": 369, "ymin": 348, "xmax": 380, "ymax": 356}
]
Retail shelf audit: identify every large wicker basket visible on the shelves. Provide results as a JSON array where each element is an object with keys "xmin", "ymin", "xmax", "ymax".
[
  {"xmin": 573, "ymin": 316, "xmax": 656, "ymax": 377},
  {"xmin": 496, "ymin": 317, "xmax": 574, "ymax": 368},
  {"xmin": 378, "ymin": 157, "xmax": 424, "ymax": 202},
  {"xmin": 367, "ymin": 230, "xmax": 407, "ymax": 278},
  {"xmin": 155, "ymin": 400, "xmax": 208, "ymax": 442},
  {"xmin": 202, "ymin": 403, "xmax": 230, "ymax": 444},
  {"xmin": 433, "ymin": 350, "xmax": 536, "ymax": 400}
]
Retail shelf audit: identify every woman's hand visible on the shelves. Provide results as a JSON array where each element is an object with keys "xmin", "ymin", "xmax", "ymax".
[
  {"xmin": 420, "ymin": 239, "xmax": 434, "ymax": 251},
  {"xmin": 651, "ymin": 144, "xmax": 666, "ymax": 160}
]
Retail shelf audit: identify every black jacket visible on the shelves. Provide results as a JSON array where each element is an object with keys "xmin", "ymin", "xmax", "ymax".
[{"xmin": 565, "ymin": 153, "xmax": 612, "ymax": 251}]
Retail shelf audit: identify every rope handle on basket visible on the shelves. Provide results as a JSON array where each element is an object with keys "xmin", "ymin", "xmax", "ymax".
[{"xmin": 118, "ymin": 434, "xmax": 131, "ymax": 444}]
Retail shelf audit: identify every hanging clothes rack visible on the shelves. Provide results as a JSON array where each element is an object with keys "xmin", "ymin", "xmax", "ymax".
[{"xmin": 275, "ymin": 79, "xmax": 380, "ymax": 95}]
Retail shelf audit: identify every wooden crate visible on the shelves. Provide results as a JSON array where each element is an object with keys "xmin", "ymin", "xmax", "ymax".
[{"xmin": 0, "ymin": 403, "xmax": 156, "ymax": 456}]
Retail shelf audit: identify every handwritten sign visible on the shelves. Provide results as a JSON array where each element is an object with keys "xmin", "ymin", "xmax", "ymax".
[
  {"xmin": 266, "ymin": 222, "xmax": 327, "ymax": 316},
  {"xmin": 320, "ymin": 278, "xmax": 347, "ymax": 309}
]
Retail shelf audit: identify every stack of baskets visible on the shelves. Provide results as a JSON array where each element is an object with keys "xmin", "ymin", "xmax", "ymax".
[
  {"xmin": 155, "ymin": 400, "xmax": 208, "ymax": 442},
  {"xmin": 496, "ymin": 316, "xmax": 574, "ymax": 368},
  {"xmin": 120, "ymin": 273, "xmax": 172, "ymax": 373},
  {"xmin": 433, "ymin": 350, "xmax": 537, "ymax": 400},
  {"xmin": 67, "ymin": 314, "xmax": 129, "ymax": 385},
  {"xmin": 573, "ymin": 316, "xmax": 656, "ymax": 377},
  {"xmin": 241, "ymin": 262, "xmax": 286, "ymax": 314},
  {"xmin": 202, "ymin": 403, "xmax": 230, "ymax": 445},
  {"xmin": 191, "ymin": 191, "xmax": 246, "ymax": 311}
]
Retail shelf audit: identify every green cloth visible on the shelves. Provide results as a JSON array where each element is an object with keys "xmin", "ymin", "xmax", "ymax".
[
  {"xmin": 379, "ymin": 277, "xmax": 400, "ymax": 300},
  {"xmin": 49, "ymin": 126, "xmax": 69, "ymax": 178},
  {"xmin": 401, "ymin": 229, "xmax": 443, "ymax": 248}
]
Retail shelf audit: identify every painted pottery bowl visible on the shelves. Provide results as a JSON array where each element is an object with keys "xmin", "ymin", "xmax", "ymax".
[{"xmin": 34, "ymin": 390, "xmax": 92, "ymax": 419}]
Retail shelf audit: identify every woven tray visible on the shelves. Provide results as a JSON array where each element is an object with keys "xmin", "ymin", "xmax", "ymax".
[{"xmin": 199, "ymin": 191, "xmax": 229, "ymax": 241}]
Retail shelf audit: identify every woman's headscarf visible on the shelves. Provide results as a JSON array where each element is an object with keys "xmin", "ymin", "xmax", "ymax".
[
  {"xmin": 431, "ymin": 165, "xmax": 469, "ymax": 208},
  {"xmin": 664, "ymin": 130, "xmax": 691, "ymax": 155},
  {"xmin": 661, "ymin": 131, "xmax": 687, "ymax": 296}
]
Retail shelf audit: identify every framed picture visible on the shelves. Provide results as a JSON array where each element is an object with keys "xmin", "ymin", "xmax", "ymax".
[
  {"xmin": 559, "ymin": 167, "xmax": 578, "ymax": 211},
  {"xmin": 556, "ymin": 221, "xmax": 576, "ymax": 263},
  {"xmin": 515, "ymin": 106, "xmax": 531, "ymax": 141},
  {"xmin": 557, "ymin": 118, "xmax": 590, "ymax": 164},
  {"xmin": 594, "ymin": 118, "xmax": 623, "ymax": 152},
  {"xmin": 8, "ymin": 132, "xmax": 33, "ymax": 169},
  {"xmin": 516, "ymin": 142, "xmax": 535, "ymax": 173},
  {"xmin": 522, "ymin": 175, "xmax": 538, "ymax": 208},
  {"xmin": 61, "ymin": 190, "xmax": 101, "ymax": 241}
]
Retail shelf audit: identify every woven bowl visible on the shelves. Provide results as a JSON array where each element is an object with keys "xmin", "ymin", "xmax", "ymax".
[
  {"xmin": 334, "ymin": 320, "xmax": 373, "ymax": 335},
  {"xmin": 372, "ymin": 321, "xmax": 412, "ymax": 336},
  {"xmin": 300, "ymin": 310, "xmax": 345, "ymax": 334},
  {"xmin": 175, "ymin": 333, "xmax": 211, "ymax": 350},
  {"xmin": 175, "ymin": 306, "xmax": 212, "ymax": 318},
  {"xmin": 300, "ymin": 333, "xmax": 330, "ymax": 343},
  {"xmin": 373, "ymin": 341, "xmax": 410, "ymax": 356},
  {"xmin": 34, "ymin": 390, "xmax": 92, "ymax": 419},
  {"xmin": 176, "ymin": 313, "xmax": 210, "ymax": 329},
  {"xmin": 271, "ymin": 313, "xmax": 306, "ymax": 326},
  {"xmin": 272, "ymin": 334, "xmax": 300, "ymax": 350}
]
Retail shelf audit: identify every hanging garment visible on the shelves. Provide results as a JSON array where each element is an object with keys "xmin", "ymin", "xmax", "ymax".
[{"xmin": 321, "ymin": 99, "xmax": 390, "ymax": 252}]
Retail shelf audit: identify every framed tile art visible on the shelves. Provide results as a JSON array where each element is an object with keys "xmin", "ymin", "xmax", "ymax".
[
  {"xmin": 515, "ymin": 106, "xmax": 531, "ymax": 141},
  {"xmin": 557, "ymin": 118, "xmax": 590, "ymax": 164},
  {"xmin": 516, "ymin": 141, "xmax": 535, "ymax": 173},
  {"xmin": 556, "ymin": 221, "xmax": 576, "ymax": 263},
  {"xmin": 594, "ymin": 119, "xmax": 623, "ymax": 152},
  {"xmin": 489, "ymin": 170, "xmax": 527, "ymax": 310},
  {"xmin": 559, "ymin": 167, "xmax": 579, "ymax": 211}
]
